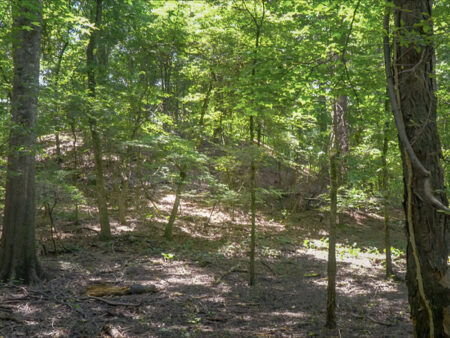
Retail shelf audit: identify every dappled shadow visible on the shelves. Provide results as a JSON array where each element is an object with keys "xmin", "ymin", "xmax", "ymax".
[
  {"xmin": 1, "ymin": 235, "xmax": 411, "ymax": 337},
  {"xmin": 0, "ymin": 194, "xmax": 411, "ymax": 337}
]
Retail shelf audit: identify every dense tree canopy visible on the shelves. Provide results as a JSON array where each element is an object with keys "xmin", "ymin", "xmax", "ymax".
[{"xmin": 0, "ymin": 0, "xmax": 448, "ymax": 336}]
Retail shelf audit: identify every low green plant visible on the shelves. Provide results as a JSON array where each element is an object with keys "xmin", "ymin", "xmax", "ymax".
[{"xmin": 162, "ymin": 252, "xmax": 175, "ymax": 260}]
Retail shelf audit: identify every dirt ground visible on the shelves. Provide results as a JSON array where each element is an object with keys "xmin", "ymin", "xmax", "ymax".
[{"xmin": 0, "ymin": 195, "xmax": 411, "ymax": 337}]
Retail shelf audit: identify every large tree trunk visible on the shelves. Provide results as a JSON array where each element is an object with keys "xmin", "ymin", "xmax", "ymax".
[
  {"xmin": 86, "ymin": 0, "xmax": 111, "ymax": 240},
  {"xmin": 385, "ymin": 0, "xmax": 450, "ymax": 336},
  {"xmin": 0, "ymin": 0, "xmax": 44, "ymax": 284}
]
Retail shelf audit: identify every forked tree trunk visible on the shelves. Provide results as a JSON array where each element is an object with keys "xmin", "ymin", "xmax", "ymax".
[
  {"xmin": 0, "ymin": 0, "xmax": 44, "ymax": 284},
  {"xmin": 86, "ymin": 0, "xmax": 111, "ymax": 240},
  {"xmin": 384, "ymin": 1, "xmax": 450, "ymax": 336}
]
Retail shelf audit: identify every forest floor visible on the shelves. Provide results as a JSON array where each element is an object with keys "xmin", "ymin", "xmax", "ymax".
[{"xmin": 0, "ymin": 192, "xmax": 411, "ymax": 337}]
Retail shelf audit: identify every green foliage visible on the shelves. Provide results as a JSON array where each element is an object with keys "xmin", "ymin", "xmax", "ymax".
[
  {"xmin": 0, "ymin": 0, "xmax": 446, "ymax": 266},
  {"xmin": 36, "ymin": 169, "xmax": 86, "ymax": 207},
  {"xmin": 161, "ymin": 252, "xmax": 175, "ymax": 260}
]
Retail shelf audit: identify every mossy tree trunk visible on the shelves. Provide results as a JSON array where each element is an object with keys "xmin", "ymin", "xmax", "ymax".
[{"xmin": 0, "ymin": 0, "xmax": 44, "ymax": 284}]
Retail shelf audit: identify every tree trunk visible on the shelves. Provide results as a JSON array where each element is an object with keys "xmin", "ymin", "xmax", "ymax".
[
  {"xmin": 385, "ymin": 1, "xmax": 450, "ymax": 336},
  {"xmin": 0, "ymin": 0, "xmax": 44, "ymax": 284},
  {"xmin": 86, "ymin": 0, "xmax": 111, "ymax": 240},
  {"xmin": 381, "ymin": 101, "xmax": 393, "ymax": 279},
  {"xmin": 113, "ymin": 161, "xmax": 127, "ymax": 225},
  {"xmin": 53, "ymin": 41, "xmax": 68, "ymax": 166},
  {"xmin": 335, "ymin": 95, "xmax": 349, "ymax": 187},
  {"xmin": 199, "ymin": 77, "xmax": 213, "ymax": 127},
  {"xmin": 70, "ymin": 121, "xmax": 80, "ymax": 225},
  {"xmin": 248, "ymin": 10, "xmax": 264, "ymax": 286},
  {"xmin": 326, "ymin": 99, "xmax": 340, "ymax": 329},
  {"xmin": 249, "ymin": 115, "xmax": 257, "ymax": 286},
  {"xmin": 164, "ymin": 169, "xmax": 186, "ymax": 241}
]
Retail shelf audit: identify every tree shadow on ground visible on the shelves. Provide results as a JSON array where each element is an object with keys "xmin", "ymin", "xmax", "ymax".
[{"xmin": 0, "ymin": 209, "xmax": 411, "ymax": 337}]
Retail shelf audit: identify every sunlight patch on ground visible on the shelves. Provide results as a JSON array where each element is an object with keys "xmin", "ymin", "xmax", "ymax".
[
  {"xmin": 268, "ymin": 310, "xmax": 307, "ymax": 319},
  {"xmin": 114, "ymin": 221, "xmax": 137, "ymax": 233},
  {"xmin": 39, "ymin": 329, "xmax": 67, "ymax": 337},
  {"xmin": 16, "ymin": 303, "xmax": 39, "ymax": 316}
]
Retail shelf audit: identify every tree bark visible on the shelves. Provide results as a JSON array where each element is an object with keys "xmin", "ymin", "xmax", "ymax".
[
  {"xmin": 381, "ymin": 115, "xmax": 393, "ymax": 278},
  {"xmin": 86, "ymin": 0, "xmax": 111, "ymax": 240},
  {"xmin": 247, "ymin": 4, "xmax": 265, "ymax": 286},
  {"xmin": 384, "ymin": 1, "xmax": 450, "ymax": 336},
  {"xmin": 326, "ymin": 99, "xmax": 339, "ymax": 329},
  {"xmin": 335, "ymin": 95, "xmax": 349, "ymax": 186},
  {"xmin": 0, "ymin": 0, "xmax": 44, "ymax": 284},
  {"xmin": 164, "ymin": 168, "xmax": 186, "ymax": 241},
  {"xmin": 249, "ymin": 115, "xmax": 257, "ymax": 286}
]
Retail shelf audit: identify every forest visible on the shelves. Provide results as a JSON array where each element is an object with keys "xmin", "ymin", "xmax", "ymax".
[{"xmin": 0, "ymin": 0, "xmax": 449, "ymax": 337}]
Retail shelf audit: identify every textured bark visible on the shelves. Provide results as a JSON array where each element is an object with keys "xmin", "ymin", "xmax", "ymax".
[
  {"xmin": 86, "ymin": 0, "xmax": 111, "ymax": 240},
  {"xmin": 0, "ymin": 0, "xmax": 44, "ymax": 284},
  {"xmin": 387, "ymin": 0, "xmax": 450, "ymax": 336}
]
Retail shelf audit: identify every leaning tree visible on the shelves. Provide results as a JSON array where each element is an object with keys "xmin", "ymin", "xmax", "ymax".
[
  {"xmin": 0, "ymin": 0, "xmax": 44, "ymax": 283},
  {"xmin": 384, "ymin": 0, "xmax": 449, "ymax": 336}
]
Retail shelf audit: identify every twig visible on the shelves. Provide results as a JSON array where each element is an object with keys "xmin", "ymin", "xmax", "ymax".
[
  {"xmin": 204, "ymin": 202, "xmax": 217, "ymax": 228},
  {"xmin": 259, "ymin": 259, "xmax": 276, "ymax": 275},
  {"xmin": 212, "ymin": 264, "xmax": 242, "ymax": 286},
  {"xmin": 87, "ymin": 296, "xmax": 140, "ymax": 307},
  {"xmin": 79, "ymin": 227, "xmax": 100, "ymax": 233},
  {"xmin": 367, "ymin": 315, "xmax": 393, "ymax": 326}
]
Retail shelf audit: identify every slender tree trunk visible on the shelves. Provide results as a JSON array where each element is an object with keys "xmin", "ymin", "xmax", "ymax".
[
  {"xmin": 326, "ymin": 100, "xmax": 340, "ymax": 329},
  {"xmin": 55, "ymin": 132, "xmax": 62, "ymax": 165},
  {"xmin": 335, "ymin": 94, "xmax": 348, "ymax": 225},
  {"xmin": 70, "ymin": 121, "xmax": 80, "ymax": 225},
  {"xmin": 249, "ymin": 115, "xmax": 257, "ymax": 286},
  {"xmin": 164, "ymin": 169, "xmax": 186, "ymax": 241},
  {"xmin": 113, "ymin": 161, "xmax": 126, "ymax": 225},
  {"xmin": 53, "ymin": 41, "xmax": 68, "ymax": 166},
  {"xmin": 248, "ymin": 8, "xmax": 264, "ymax": 285},
  {"xmin": 335, "ymin": 94, "xmax": 349, "ymax": 187},
  {"xmin": 384, "ymin": 1, "xmax": 450, "ymax": 336},
  {"xmin": 381, "ymin": 101, "xmax": 393, "ymax": 278},
  {"xmin": 199, "ymin": 77, "xmax": 213, "ymax": 127},
  {"xmin": 86, "ymin": 0, "xmax": 111, "ymax": 240},
  {"xmin": 0, "ymin": 0, "xmax": 44, "ymax": 284}
]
